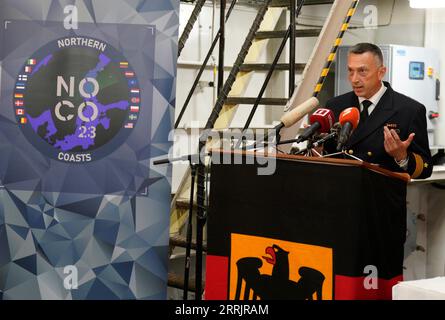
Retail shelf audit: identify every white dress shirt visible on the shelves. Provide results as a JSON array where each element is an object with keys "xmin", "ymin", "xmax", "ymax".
[{"xmin": 358, "ymin": 82, "xmax": 387, "ymax": 115}]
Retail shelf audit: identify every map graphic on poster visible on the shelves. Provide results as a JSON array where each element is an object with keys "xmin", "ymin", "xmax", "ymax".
[
  {"xmin": 14, "ymin": 37, "xmax": 141, "ymax": 163},
  {"xmin": 0, "ymin": 20, "xmax": 159, "ymax": 195}
]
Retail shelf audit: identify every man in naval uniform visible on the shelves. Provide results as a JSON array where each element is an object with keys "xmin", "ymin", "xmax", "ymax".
[{"xmin": 325, "ymin": 42, "xmax": 432, "ymax": 179}]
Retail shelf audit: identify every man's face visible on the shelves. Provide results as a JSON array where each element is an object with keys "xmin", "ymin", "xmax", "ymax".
[{"xmin": 347, "ymin": 52, "xmax": 387, "ymax": 99}]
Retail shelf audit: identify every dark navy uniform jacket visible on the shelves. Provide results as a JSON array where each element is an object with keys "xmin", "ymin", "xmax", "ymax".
[{"xmin": 325, "ymin": 81, "xmax": 432, "ymax": 179}]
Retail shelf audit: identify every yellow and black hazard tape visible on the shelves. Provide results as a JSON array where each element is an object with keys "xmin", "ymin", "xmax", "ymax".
[{"xmin": 313, "ymin": 0, "xmax": 360, "ymax": 97}]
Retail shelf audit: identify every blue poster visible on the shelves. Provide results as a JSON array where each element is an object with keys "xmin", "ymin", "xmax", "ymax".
[{"xmin": 0, "ymin": 0, "xmax": 178, "ymax": 299}]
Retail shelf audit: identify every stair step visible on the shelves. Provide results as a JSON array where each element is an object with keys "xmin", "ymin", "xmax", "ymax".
[
  {"xmin": 175, "ymin": 199, "xmax": 197, "ymax": 211},
  {"xmin": 226, "ymin": 97, "xmax": 287, "ymax": 106},
  {"xmin": 170, "ymin": 235, "xmax": 208, "ymax": 252},
  {"xmin": 240, "ymin": 63, "xmax": 305, "ymax": 72},
  {"xmin": 270, "ymin": 0, "xmax": 334, "ymax": 6},
  {"xmin": 255, "ymin": 29, "xmax": 321, "ymax": 40}
]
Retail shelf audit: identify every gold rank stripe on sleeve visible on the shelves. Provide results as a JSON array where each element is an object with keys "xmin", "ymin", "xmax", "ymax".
[
  {"xmin": 411, "ymin": 153, "xmax": 425, "ymax": 179},
  {"xmin": 312, "ymin": 0, "xmax": 359, "ymax": 98}
]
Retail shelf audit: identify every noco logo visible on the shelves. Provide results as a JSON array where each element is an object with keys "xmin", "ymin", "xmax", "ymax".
[{"xmin": 13, "ymin": 36, "xmax": 141, "ymax": 163}]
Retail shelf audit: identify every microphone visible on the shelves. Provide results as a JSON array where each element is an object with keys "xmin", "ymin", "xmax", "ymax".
[
  {"xmin": 250, "ymin": 96, "xmax": 319, "ymax": 149},
  {"xmin": 276, "ymin": 97, "xmax": 320, "ymax": 131},
  {"xmin": 293, "ymin": 121, "xmax": 341, "ymax": 155},
  {"xmin": 295, "ymin": 108, "xmax": 334, "ymax": 143},
  {"xmin": 336, "ymin": 107, "xmax": 360, "ymax": 151},
  {"xmin": 311, "ymin": 122, "xmax": 342, "ymax": 148}
]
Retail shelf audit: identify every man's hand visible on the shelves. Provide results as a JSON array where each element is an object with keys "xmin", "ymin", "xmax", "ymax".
[{"xmin": 383, "ymin": 126, "xmax": 415, "ymax": 161}]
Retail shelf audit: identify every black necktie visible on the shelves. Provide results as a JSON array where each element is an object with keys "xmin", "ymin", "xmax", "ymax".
[{"xmin": 360, "ymin": 100, "xmax": 372, "ymax": 125}]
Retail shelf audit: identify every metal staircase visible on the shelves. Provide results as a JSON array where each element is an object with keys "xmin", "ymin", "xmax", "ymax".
[{"xmin": 169, "ymin": 0, "xmax": 359, "ymax": 299}]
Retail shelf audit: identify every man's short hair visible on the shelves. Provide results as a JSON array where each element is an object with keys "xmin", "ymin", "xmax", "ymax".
[{"xmin": 348, "ymin": 43, "xmax": 384, "ymax": 66}]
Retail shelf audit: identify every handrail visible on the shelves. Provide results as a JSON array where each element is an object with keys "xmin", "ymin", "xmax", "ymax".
[
  {"xmin": 201, "ymin": 0, "xmax": 273, "ymax": 134},
  {"xmin": 289, "ymin": 0, "xmax": 296, "ymax": 98},
  {"xmin": 218, "ymin": 0, "xmax": 226, "ymax": 94},
  {"xmin": 236, "ymin": 0, "xmax": 306, "ymax": 148},
  {"xmin": 240, "ymin": 26, "xmax": 290, "ymax": 135},
  {"xmin": 178, "ymin": 0, "xmax": 207, "ymax": 57}
]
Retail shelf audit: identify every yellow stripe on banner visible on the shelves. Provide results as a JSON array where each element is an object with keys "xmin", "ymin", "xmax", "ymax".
[
  {"xmin": 341, "ymin": 23, "xmax": 349, "ymax": 31},
  {"xmin": 412, "ymin": 153, "xmax": 424, "ymax": 179},
  {"xmin": 328, "ymin": 53, "xmax": 336, "ymax": 61},
  {"xmin": 348, "ymin": 8, "xmax": 356, "ymax": 17},
  {"xmin": 321, "ymin": 68, "xmax": 329, "ymax": 77},
  {"xmin": 314, "ymin": 84, "xmax": 323, "ymax": 92},
  {"xmin": 335, "ymin": 38, "xmax": 342, "ymax": 47}
]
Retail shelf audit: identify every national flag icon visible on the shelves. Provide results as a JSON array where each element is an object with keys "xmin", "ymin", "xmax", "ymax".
[
  {"xmin": 27, "ymin": 59, "xmax": 37, "ymax": 65},
  {"xmin": 130, "ymin": 106, "xmax": 139, "ymax": 113},
  {"xmin": 16, "ymin": 109, "xmax": 25, "ymax": 116},
  {"xmin": 15, "ymin": 100, "xmax": 24, "ymax": 107},
  {"xmin": 18, "ymin": 75, "xmax": 28, "ymax": 81},
  {"xmin": 125, "ymin": 71, "xmax": 134, "ymax": 78},
  {"xmin": 15, "ymin": 83, "xmax": 26, "ymax": 90},
  {"xmin": 124, "ymin": 123, "xmax": 134, "ymax": 129},
  {"xmin": 130, "ymin": 88, "xmax": 140, "ymax": 94},
  {"xmin": 120, "ymin": 62, "xmax": 129, "ymax": 68},
  {"xmin": 131, "ymin": 97, "xmax": 140, "ymax": 104},
  {"xmin": 25, "ymin": 66, "xmax": 32, "ymax": 73},
  {"xmin": 129, "ymin": 114, "xmax": 138, "ymax": 121},
  {"xmin": 14, "ymin": 93, "xmax": 24, "ymax": 99},
  {"xmin": 20, "ymin": 117, "xmax": 27, "ymax": 124}
]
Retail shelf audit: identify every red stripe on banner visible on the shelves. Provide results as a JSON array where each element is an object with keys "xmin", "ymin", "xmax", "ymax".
[
  {"xmin": 335, "ymin": 274, "xmax": 403, "ymax": 300},
  {"xmin": 205, "ymin": 255, "xmax": 229, "ymax": 300}
]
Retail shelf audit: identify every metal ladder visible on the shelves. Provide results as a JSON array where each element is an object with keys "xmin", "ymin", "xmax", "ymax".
[{"xmin": 169, "ymin": 0, "xmax": 360, "ymax": 299}]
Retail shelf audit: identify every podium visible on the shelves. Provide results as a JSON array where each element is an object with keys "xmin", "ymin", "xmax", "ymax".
[{"xmin": 204, "ymin": 150, "xmax": 410, "ymax": 300}]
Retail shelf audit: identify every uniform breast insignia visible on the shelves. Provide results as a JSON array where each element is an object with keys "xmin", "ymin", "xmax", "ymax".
[{"xmin": 385, "ymin": 123, "xmax": 400, "ymax": 134}]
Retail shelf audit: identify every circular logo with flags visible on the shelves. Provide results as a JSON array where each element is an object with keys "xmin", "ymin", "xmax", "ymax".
[{"xmin": 13, "ymin": 36, "xmax": 141, "ymax": 163}]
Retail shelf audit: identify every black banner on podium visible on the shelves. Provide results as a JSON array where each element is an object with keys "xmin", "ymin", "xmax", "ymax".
[{"xmin": 205, "ymin": 153, "xmax": 407, "ymax": 300}]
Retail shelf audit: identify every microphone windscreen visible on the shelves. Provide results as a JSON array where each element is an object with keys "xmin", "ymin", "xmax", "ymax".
[
  {"xmin": 309, "ymin": 108, "xmax": 334, "ymax": 133},
  {"xmin": 280, "ymin": 97, "xmax": 319, "ymax": 128},
  {"xmin": 339, "ymin": 107, "xmax": 360, "ymax": 129}
]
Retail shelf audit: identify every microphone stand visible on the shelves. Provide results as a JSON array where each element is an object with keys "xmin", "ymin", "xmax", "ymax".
[
  {"xmin": 321, "ymin": 136, "xmax": 366, "ymax": 162},
  {"xmin": 276, "ymin": 131, "xmax": 338, "ymax": 156},
  {"xmin": 243, "ymin": 123, "xmax": 284, "ymax": 151},
  {"xmin": 153, "ymin": 154, "xmax": 200, "ymax": 300},
  {"xmin": 275, "ymin": 137, "xmax": 318, "ymax": 156},
  {"xmin": 297, "ymin": 141, "xmax": 322, "ymax": 157},
  {"xmin": 322, "ymin": 149, "xmax": 364, "ymax": 161}
]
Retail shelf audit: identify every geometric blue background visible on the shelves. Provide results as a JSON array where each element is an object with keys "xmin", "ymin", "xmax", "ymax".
[
  {"xmin": 1, "ymin": 19, "xmax": 156, "ymax": 195},
  {"xmin": 0, "ymin": 0, "xmax": 179, "ymax": 299}
]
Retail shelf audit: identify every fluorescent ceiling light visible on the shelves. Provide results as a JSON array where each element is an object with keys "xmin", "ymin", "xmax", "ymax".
[{"xmin": 410, "ymin": 0, "xmax": 445, "ymax": 8}]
